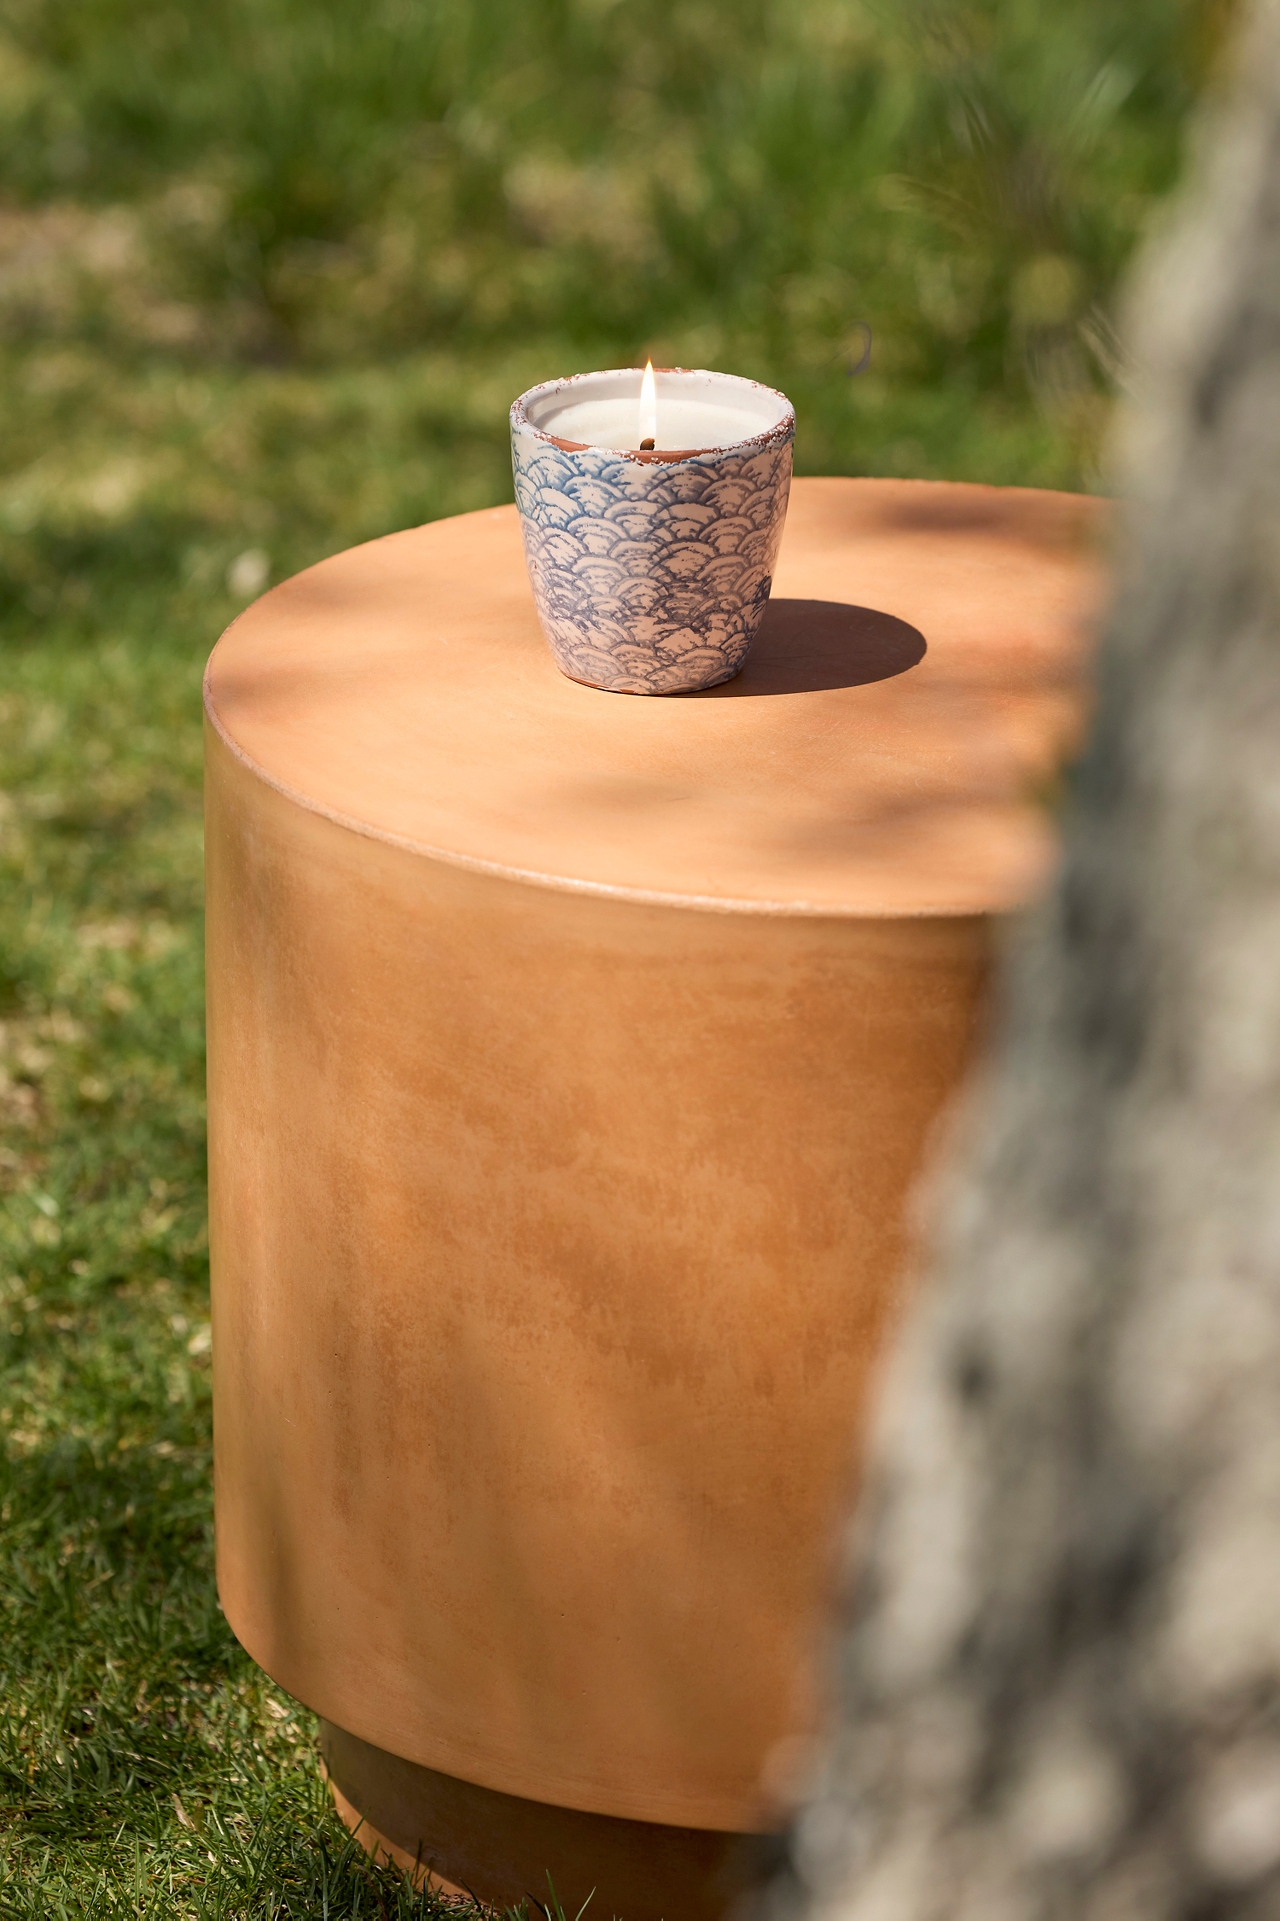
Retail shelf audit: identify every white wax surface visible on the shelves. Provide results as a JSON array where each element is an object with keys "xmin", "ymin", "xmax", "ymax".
[{"xmin": 543, "ymin": 396, "xmax": 768, "ymax": 452}]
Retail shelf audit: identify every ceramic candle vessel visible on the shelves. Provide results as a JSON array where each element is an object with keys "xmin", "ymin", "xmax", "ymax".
[{"xmin": 511, "ymin": 368, "xmax": 795, "ymax": 695}]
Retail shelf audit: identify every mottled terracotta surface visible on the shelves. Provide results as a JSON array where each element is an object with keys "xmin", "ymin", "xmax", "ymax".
[
  {"xmin": 511, "ymin": 370, "xmax": 794, "ymax": 693},
  {"xmin": 204, "ymin": 481, "xmax": 1106, "ymax": 1854}
]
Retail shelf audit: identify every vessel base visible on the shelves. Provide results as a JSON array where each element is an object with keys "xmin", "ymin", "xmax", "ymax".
[{"xmin": 320, "ymin": 1719, "xmax": 781, "ymax": 1920}]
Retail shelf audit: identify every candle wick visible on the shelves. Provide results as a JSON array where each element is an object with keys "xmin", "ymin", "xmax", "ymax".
[{"xmin": 640, "ymin": 437, "xmax": 655, "ymax": 451}]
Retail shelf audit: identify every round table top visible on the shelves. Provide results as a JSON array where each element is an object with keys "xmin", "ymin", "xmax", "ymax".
[{"xmin": 205, "ymin": 477, "xmax": 1106, "ymax": 917}]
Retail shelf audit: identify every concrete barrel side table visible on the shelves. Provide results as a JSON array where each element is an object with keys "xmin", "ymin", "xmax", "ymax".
[{"xmin": 204, "ymin": 478, "xmax": 1103, "ymax": 1919}]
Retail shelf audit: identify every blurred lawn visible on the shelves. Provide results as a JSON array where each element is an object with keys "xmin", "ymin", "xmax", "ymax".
[{"xmin": 0, "ymin": 0, "xmax": 1229, "ymax": 1911}]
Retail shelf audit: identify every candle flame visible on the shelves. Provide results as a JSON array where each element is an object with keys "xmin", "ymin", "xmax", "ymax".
[{"xmin": 638, "ymin": 359, "xmax": 657, "ymax": 447}]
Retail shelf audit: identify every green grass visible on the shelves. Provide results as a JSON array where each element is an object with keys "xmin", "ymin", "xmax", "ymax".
[
  {"xmin": 0, "ymin": 636, "xmax": 479, "ymax": 1912},
  {"xmin": 0, "ymin": 0, "xmax": 1230, "ymax": 1909}
]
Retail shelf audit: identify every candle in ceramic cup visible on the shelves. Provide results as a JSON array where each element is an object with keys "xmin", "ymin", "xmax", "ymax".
[
  {"xmin": 525, "ymin": 362, "xmax": 786, "ymax": 455},
  {"xmin": 511, "ymin": 366, "xmax": 795, "ymax": 695}
]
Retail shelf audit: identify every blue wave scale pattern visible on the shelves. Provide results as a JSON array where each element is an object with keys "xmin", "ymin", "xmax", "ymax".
[{"xmin": 512, "ymin": 436, "xmax": 793, "ymax": 694}]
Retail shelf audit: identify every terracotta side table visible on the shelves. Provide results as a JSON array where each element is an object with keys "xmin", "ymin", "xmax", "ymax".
[{"xmin": 204, "ymin": 479, "xmax": 1103, "ymax": 1919}]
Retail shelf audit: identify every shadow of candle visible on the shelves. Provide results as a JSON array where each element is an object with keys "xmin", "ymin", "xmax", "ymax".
[{"xmin": 696, "ymin": 599, "xmax": 926, "ymax": 698}]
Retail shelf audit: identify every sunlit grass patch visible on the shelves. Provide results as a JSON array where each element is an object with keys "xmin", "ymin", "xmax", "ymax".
[{"xmin": 0, "ymin": 640, "xmax": 478, "ymax": 1914}]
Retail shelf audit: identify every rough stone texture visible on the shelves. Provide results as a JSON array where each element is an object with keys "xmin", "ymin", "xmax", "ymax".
[{"xmin": 772, "ymin": 6, "xmax": 1280, "ymax": 1919}]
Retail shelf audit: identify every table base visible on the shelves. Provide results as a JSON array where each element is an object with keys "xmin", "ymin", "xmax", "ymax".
[{"xmin": 320, "ymin": 1720, "xmax": 781, "ymax": 1920}]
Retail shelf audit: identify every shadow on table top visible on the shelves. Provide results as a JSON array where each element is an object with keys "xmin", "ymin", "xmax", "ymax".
[{"xmin": 699, "ymin": 599, "xmax": 927, "ymax": 697}]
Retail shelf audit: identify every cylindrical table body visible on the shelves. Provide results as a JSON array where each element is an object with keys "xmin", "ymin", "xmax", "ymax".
[{"xmin": 205, "ymin": 478, "xmax": 1102, "ymax": 1917}]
